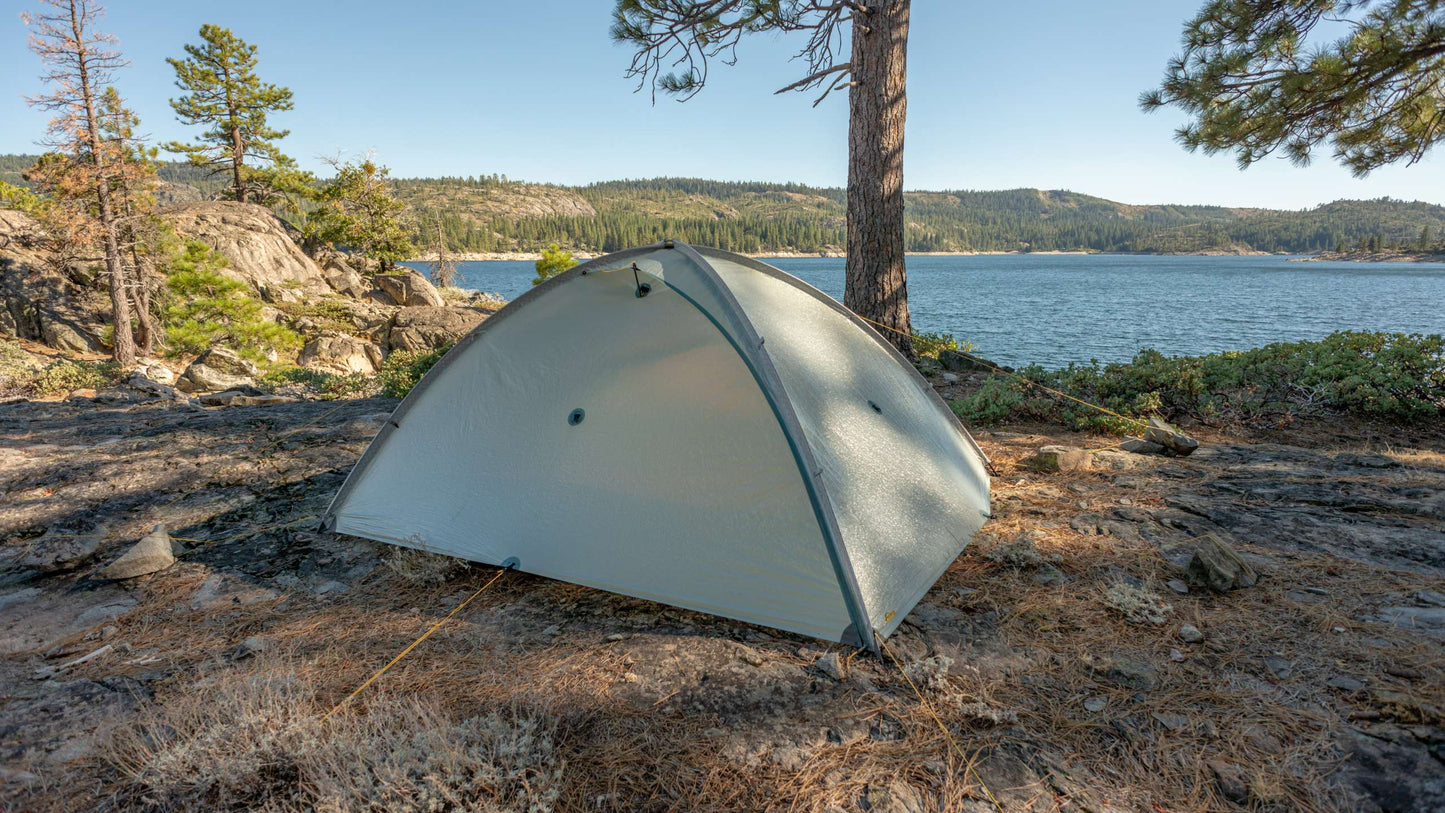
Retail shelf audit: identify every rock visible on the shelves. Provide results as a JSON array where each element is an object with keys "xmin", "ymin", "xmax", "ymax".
[
  {"xmin": 1152, "ymin": 711, "xmax": 1189, "ymax": 730},
  {"xmin": 1143, "ymin": 416, "xmax": 1199, "ymax": 457},
  {"xmin": 0, "ymin": 588, "xmax": 43, "ymax": 613},
  {"xmin": 604, "ymin": 633, "xmax": 627, "ymax": 642},
  {"xmin": 1208, "ymin": 760, "xmax": 1249, "ymax": 803},
  {"xmin": 541, "ymin": 625, "xmax": 561, "ymax": 636},
  {"xmin": 18, "ymin": 528, "xmax": 106, "ymax": 573},
  {"xmin": 938, "ymin": 348, "xmax": 1004, "ymax": 373},
  {"xmin": 176, "ymin": 347, "xmax": 257, "ymax": 393},
  {"xmin": 1169, "ymin": 649, "xmax": 1186, "ymax": 662},
  {"xmin": 388, "ymin": 306, "xmax": 486, "ymax": 353},
  {"xmin": 125, "ymin": 372, "xmax": 184, "ymax": 401},
  {"xmin": 1026, "ymin": 445, "xmax": 1092, "ymax": 474},
  {"xmin": 1377, "ymin": 606, "xmax": 1445, "ymax": 636},
  {"xmin": 188, "ymin": 573, "xmax": 280, "ymax": 610},
  {"xmin": 872, "ymin": 781, "xmax": 926, "ymax": 813},
  {"xmin": 738, "ymin": 649, "xmax": 765, "ymax": 667},
  {"xmin": 1185, "ymin": 535, "xmax": 1257, "ymax": 592},
  {"xmin": 1083, "ymin": 697, "xmax": 1106, "ymax": 712},
  {"xmin": 1032, "ymin": 565, "xmax": 1066, "ymax": 586},
  {"xmin": 1165, "ymin": 579, "xmax": 1190, "ymax": 595},
  {"xmin": 1119, "ymin": 436, "xmax": 1166, "ymax": 455},
  {"xmin": 374, "ymin": 270, "xmax": 445, "ymax": 307},
  {"xmin": 1417, "ymin": 589, "xmax": 1445, "ymax": 607},
  {"xmin": 1263, "ymin": 656, "xmax": 1292, "ymax": 679},
  {"xmin": 241, "ymin": 635, "xmax": 270, "ymax": 653},
  {"xmin": 134, "ymin": 358, "xmax": 175, "ymax": 384},
  {"xmin": 321, "ymin": 260, "xmax": 369, "ymax": 299},
  {"xmin": 97, "ymin": 525, "xmax": 174, "ymax": 580},
  {"xmin": 1335, "ymin": 452, "xmax": 1401, "ymax": 469},
  {"xmin": 162, "ymin": 202, "xmax": 332, "ymax": 302},
  {"xmin": 1099, "ymin": 655, "xmax": 1157, "ymax": 691},
  {"xmin": 41, "ymin": 320, "xmax": 101, "ymax": 354},
  {"xmin": 939, "ymin": 372, "xmax": 959, "ymax": 383},
  {"xmin": 66, "ymin": 388, "xmax": 97, "ymax": 400},
  {"xmin": 1090, "ymin": 449, "xmax": 1142, "ymax": 470},
  {"xmin": 1327, "ymin": 674, "xmax": 1366, "ymax": 692},
  {"xmin": 298, "ymin": 333, "xmax": 384, "ymax": 375},
  {"xmin": 814, "ymin": 651, "xmax": 846, "ymax": 681},
  {"xmin": 314, "ymin": 579, "xmax": 349, "ymax": 595},
  {"xmin": 1178, "ymin": 624, "xmax": 1204, "ymax": 643},
  {"xmin": 228, "ymin": 394, "xmax": 296, "ymax": 406}
]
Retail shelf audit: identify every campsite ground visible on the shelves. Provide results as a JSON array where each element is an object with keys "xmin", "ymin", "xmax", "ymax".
[{"xmin": 0, "ymin": 374, "xmax": 1442, "ymax": 812}]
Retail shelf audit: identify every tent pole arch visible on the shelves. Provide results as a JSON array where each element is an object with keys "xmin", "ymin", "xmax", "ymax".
[{"xmin": 665, "ymin": 241, "xmax": 876, "ymax": 652}]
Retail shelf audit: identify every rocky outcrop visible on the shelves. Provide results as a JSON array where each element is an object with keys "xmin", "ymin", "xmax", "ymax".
[
  {"xmin": 298, "ymin": 334, "xmax": 385, "ymax": 375},
  {"xmin": 163, "ymin": 202, "xmax": 332, "ymax": 303},
  {"xmin": 176, "ymin": 347, "xmax": 257, "ymax": 393},
  {"xmin": 388, "ymin": 306, "xmax": 486, "ymax": 353},
  {"xmin": 373, "ymin": 270, "xmax": 445, "ymax": 307},
  {"xmin": 0, "ymin": 210, "xmax": 110, "ymax": 353}
]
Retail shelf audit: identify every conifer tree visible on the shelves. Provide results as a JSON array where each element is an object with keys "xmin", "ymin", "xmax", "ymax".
[
  {"xmin": 312, "ymin": 156, "xmax": 415, "ymax": 271},
  {"xmin": 165, "ymin": 24, "xmax": 294, "ymax": 204},
  {"xmin": 1145, "ymin": 1, "xmax": 1445, "ymax": 176},
  {"xmin": 613, "ymin": 0, "xmax": 918, "ymax": 357},
  {"xmin": 22, "ymin": 0, "xmax": 140, "ymax": 365},
  {"xmin": 532, "ymin": 243, "xmax": 577, "ymax": 286},
  {"xmin": 428, "ymin": 216, "xmax": 458, "ymax": 288}
]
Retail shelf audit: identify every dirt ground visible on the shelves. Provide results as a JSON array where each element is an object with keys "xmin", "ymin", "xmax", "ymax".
[{"xmin": 0, "ymin": 380, "xmax": 1441, "ymax": 811}]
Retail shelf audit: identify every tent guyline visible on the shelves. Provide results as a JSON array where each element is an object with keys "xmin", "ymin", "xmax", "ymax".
[{"xmin": 325, "ymin": 241, "xmax": 991, "ymax": 652}]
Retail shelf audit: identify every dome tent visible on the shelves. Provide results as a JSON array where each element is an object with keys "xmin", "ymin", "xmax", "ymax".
[{"xmin": 323, "ymin": 241, "xmax": 990, "ymax": 651}]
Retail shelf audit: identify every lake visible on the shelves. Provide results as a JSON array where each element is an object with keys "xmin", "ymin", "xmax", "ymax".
[{"xmin": 402, "ymin": 254, "xmax": 1445, "ymax": 369}]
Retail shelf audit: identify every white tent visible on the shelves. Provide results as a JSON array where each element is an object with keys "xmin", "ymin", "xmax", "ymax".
[{"xmin": 324, "ymin": 241, "xmax": 990, "ymax": 650}]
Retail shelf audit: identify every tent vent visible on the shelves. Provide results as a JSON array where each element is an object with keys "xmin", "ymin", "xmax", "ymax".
[{"xmin": 567, "ymin": 408, "xmax": 586, "ymax": 426}]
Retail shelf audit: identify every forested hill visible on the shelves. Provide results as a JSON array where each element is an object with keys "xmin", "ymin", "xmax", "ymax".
[{"xmin": 5, "ymin": 154, "xmax": 1443, "ymax": 254}]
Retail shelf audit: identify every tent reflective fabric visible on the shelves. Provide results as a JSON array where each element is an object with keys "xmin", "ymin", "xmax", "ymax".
[{"xmin": 323, "ymin": 242, "xmax": 990, "ymax": 650}]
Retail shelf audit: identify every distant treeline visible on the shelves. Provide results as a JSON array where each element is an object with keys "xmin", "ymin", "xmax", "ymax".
[{"xmin": 7, "ymin": 155, "xmax": 1443, "ymax": 255}]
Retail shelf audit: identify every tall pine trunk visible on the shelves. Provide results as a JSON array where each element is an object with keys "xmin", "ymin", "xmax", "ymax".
[
  {"xmin": 845, "ymin": 0, "xmax": 914, "ymax": 358},
  {"xmin": 69, "ymin": 0, "xmax": 135, "ymax": 366}
]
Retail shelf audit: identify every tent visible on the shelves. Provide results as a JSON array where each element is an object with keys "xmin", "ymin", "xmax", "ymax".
[{"xmin": 323, "ymin": 241, "xmax": 990, "ymax": 651}]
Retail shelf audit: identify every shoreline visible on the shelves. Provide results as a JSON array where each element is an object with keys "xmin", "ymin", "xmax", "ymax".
[{"xmin": 407, "ymin": 248, "xmax": 1286, "ymax": 263}]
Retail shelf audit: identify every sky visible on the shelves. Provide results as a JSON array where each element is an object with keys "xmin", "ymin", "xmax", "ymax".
[{"xmin": 2, "ymin": 0, "xmax": 1442, "ymax": 209}]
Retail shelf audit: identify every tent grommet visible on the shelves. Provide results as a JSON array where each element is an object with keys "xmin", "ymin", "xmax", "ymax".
[
  {"xmin": 502, "ymin": 557, "xmax": 520, "ymax": 570},
  {"xmin": 567, "ymin": 408, "xmax": 585, "ymax": 426}
]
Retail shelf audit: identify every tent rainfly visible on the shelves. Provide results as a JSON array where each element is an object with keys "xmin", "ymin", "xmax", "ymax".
[{"xmin": 323, "ymin": 241, "xmax": 991, "ymax": 651}]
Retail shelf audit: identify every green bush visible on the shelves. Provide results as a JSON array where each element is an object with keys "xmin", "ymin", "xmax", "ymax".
[
  {"xmin": 258, "ymin": 366, "xmax": 379, "ymax": 400},
  {"xmin": 912, "ymin": 330, "xmax": 969, "ymax": 360},
  {"xmin": 162, "ymin": 241, "xmax": 301, "ymax": 365},
  {"xmin": 377, "ymin": 343, "xmax": 452, "ymax": 398},
  {"xmin": 31, "ymin": 359, "xmax": 121, "ymax": 397},
  {"xmin": 950, "ymin": 331, "xmax": 1444, "ymax": 429}
]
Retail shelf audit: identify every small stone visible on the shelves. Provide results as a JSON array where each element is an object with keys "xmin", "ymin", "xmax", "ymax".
[
  {"xmin": 1084, "ymin": 697, "xmax": 1107, "ymax": 712},
  {"xmin": 940, "ymin": 372, "xmax": 959, "ymax": 383},
  {"xmin": 98, "ymin": 524, "xmax": 175, "ymax": 580},
  {"xmin": 1263, "ymin": 656, "xmax": 1293, "ymax": 679},
  {"xmin": 241, "ymin": 635, "xmax": 269, "ymax": 653},
  {"xmin": 1027, "ymin": 445, "xmax": 1092, "ymax": 474},
  {"xmin": 1185, "ymin": 535, "xmax": 1257, "ymax": 592},
  {"xmin": 814, "ymin": 651, "xmax": 846, "ymax": 681},
  {"xmin": 1143, "ymin": 416, "xmax": 1199, "ymax": 457},
  {"xmin": 1166, "ymin": 579, "xmax": 1190, "ymax": 595},
  {"xmin": 1327, "ymin": 674, "xmax": 1366, "ymax": 692},
  {"xmin": 738, "ymin": 649, "xmax": 765, "ymax": 667},
  {"xmin": 1178, "ymin": 624, "xmax": 1204, "ymax": 643},
  {"xmin": 605, "ymin": 633, "xmax": 627, "ymax": 642},
  {"xmin": 1301, "ymin": 586, "xmax": 1330, "ymax": 596},
  {"xmin": 1208, "ymin": 760, "xmax": 1249, "ymax": 803},
  {"xmin": 314, "ymin": 579, "xmax": 349, "ymax": 595},
  {"xmin": 1169, "ymin": 648, "xmax": 1186, "ymax": 662},
  {"xmin": 541, "ymin": 625, "xmax": 561, "ymax": 636},
  {"xmin": 1119, "ymin": 436, "xmax": 1166, "ymax": 455},
  {"xmin": 1332, "ymin": 626, "xmax": 1346, "ymax": 633},
  {"xmin": 1152, "ymin": 711, "xmax": 1189, "ymax": 730},
  {"xmin": 1416, "ymin": 589, "xmax": 1445, "ymax": 607},
  {"xmin": 1100, "ymin": 655, "xmax": 1157, "ymax": 691},
  {"xmin": 1032, "ymin": 564, "xmax": 1066, "ymax": 586},
  {"xmin": 100, "ymin": 625, "xmax": 118, "ymax": 640}
]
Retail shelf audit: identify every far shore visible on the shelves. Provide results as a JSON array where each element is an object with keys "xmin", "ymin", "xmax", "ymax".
[{"xmin": 406, "ymin": 247, "xmax": 1286, "ymax": 263}]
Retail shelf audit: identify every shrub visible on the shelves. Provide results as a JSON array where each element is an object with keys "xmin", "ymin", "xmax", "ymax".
[
  {"xmin": 0, "ymin": 339, "xmax": 38, "ymax": 395},
  {"xmin": 377, "ymin": 343, "xmax": 452, "ymax": 398},
  {"xmin": 911, "ymin": 329, "xmax": 970, "ymax": 360},
  {"xmin": 107, "ymin": 665, "xmax": 563, "ymax": 812},
  {"xmin": 951, "ymin": 331, "xmax": 1444, "ymax": 429},
  {"xmin": 532, "ymin": 244, "xmax": 577, "ymax": 286},
  {"xmin": 259, "ymin": 366, "xmax": 379, "ymax": 400},
  {"xmin": 30, "ymin": 359, "xmax": 120, "ymax": 397},
  {"xmin": 383, "ymin": 545, "xmax": 471, "ymax": 585},
  {"xmin": 162, "ymin": 241, "xmax": 301, "ymax": 365}
]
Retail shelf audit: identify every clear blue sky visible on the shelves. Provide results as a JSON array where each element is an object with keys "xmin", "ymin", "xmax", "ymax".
[{"xmin": 3, "ymin": 0, "xmax": 1442, "ymax": 208}]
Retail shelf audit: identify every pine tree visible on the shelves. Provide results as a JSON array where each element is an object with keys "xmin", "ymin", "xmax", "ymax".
[
  {"xmin": 532, "ymin": 244, "xmax": 577, "ymax": 286},
  {"xmin": 1144, "ymin": 1, "xmax": 1445, "ymax": 176},
  {"xmin": 165, "ymin": 24, "xmax": 294, "ymax": 204},
  {"xmin": 612, "ymin": 0, "xmax": 918, "ymax": 357},
  {"xmin": 22, "ymin": 0, "xmax": 140, "ymax": 365},
  {"xmin": 311, "ymin": 156, "xmax": 415, "ymax": 271}
]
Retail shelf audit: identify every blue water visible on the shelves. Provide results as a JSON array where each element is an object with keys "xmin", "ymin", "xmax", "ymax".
[{"xmin": 403, "ymin": 254, "xmax": 1445, "ymax": 369}]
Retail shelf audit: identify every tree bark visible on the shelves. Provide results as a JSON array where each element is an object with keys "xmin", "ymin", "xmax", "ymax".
[
  {"xmin": 70, "ymin": 0, "xmax": 135, "ymax": 366},
  {"xmin": 222, "ymin": 64, "xmax": 247, "ymax": 204},
  {"xmin": 845, "ymin": 0, "xmax": 914, "ymax": 358}
]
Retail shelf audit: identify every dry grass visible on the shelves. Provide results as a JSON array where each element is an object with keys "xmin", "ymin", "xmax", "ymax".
[{"xmin": 382, "ymin": 544, "xmax": 472, "ymax": 585}]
